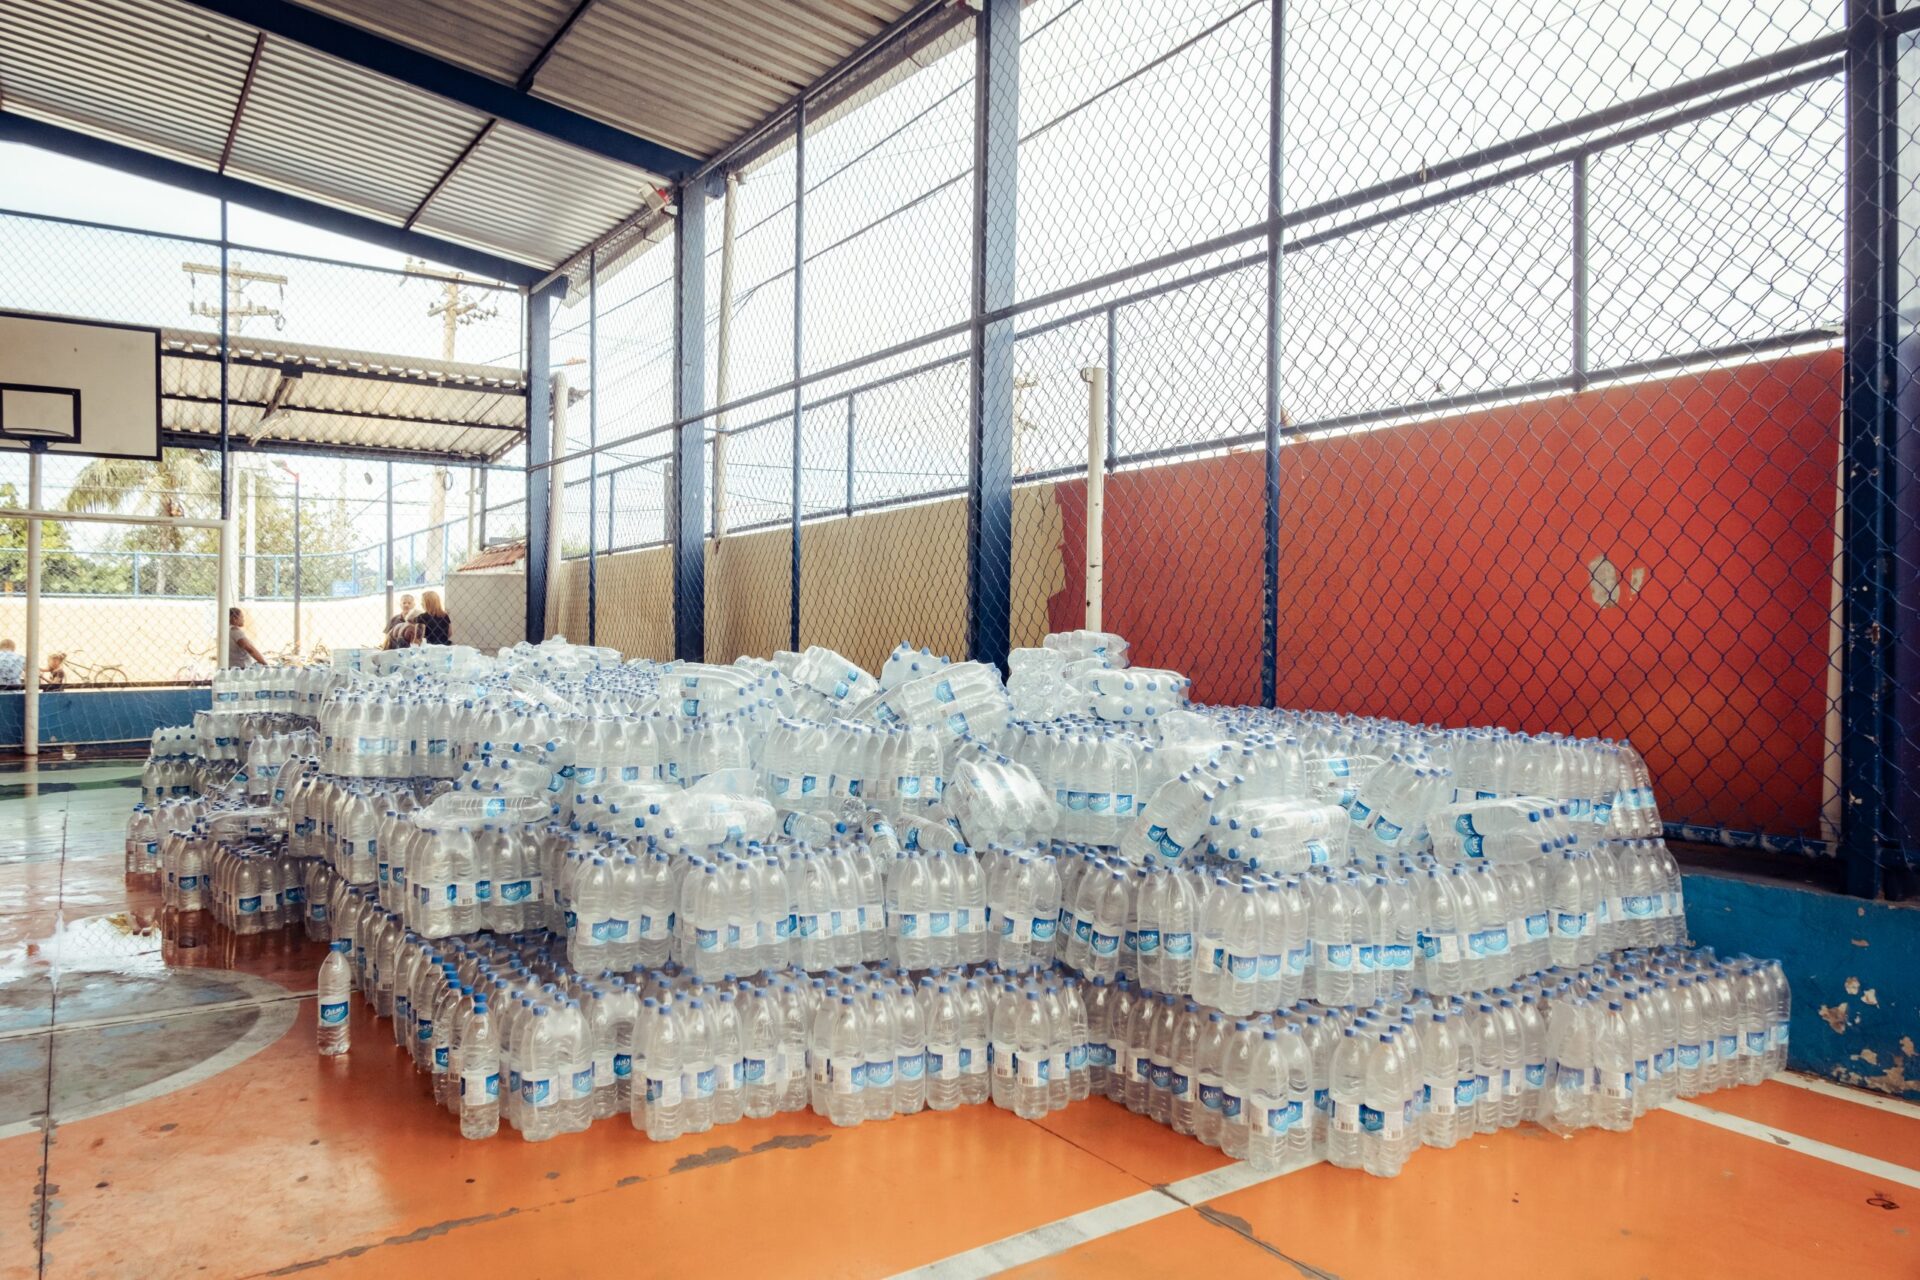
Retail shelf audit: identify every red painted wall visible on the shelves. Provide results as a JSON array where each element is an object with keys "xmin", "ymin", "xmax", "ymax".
[{"xmin": 1045, "ymin": 351, "xmax": 1841, "ymax": 837}]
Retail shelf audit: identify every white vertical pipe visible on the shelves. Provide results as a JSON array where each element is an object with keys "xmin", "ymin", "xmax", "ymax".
[
  {"xmin": 241, "ymin": 468, "xmax": 256, "ymax": 602},
  {"xmin": 712, "ymin": 172, "xmax": 740, "ymax": 539},
  {"xmin": 546, "ymin": 370, "xmax": 569, "ymax": 638},
  {"xmin": 1080, "ymin": 365, "xmax": 1108, "ymax": 632},
  {"xmin": 22, "ymin": 451, "xmax": 42, "ymax": 757},
  {"xmin": 216, "ymin": 508, "xmax": 235, "ymax": 670}
]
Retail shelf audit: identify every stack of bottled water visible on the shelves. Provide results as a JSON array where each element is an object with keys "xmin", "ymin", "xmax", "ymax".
[
  {"xmin": 130, "ymin": 629, "xmax": 1789, "ymax": 1174},
  {"xmin": 1086, "ymin": 944, "xmax": 1789, "ymax": 1177}
]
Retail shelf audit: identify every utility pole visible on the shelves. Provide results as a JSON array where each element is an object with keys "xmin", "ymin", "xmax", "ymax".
[
  {"xmin": 411, "ymin": 260, "xmax": 498, "ymax": 576},
  {"xmin": 182, "ymin": 262, "xmax": 287, "ymax": 330}
]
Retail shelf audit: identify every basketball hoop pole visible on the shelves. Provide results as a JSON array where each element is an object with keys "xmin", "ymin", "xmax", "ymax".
[{"xmin": 23, "ymin": 448, "xmax": 41, "ymax": 758}]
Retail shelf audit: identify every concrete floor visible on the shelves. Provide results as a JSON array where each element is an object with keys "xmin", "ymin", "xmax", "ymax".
[{"xmin": 2, "ymin": 765, "xmax": 1916, "ymax": 1279}]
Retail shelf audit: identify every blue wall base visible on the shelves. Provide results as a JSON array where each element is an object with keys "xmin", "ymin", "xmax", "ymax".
[
  {"xmin": 0, "ymin": 688, "xmax": 210, "ymax": 751},
  {"xmin": 1684, "ymin": 871, "xmax": 1920, "ymax": 1098}
]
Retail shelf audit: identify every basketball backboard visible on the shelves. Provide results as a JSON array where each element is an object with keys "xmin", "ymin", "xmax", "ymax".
[{"xmin": 0, "ymin": 310, "xmax": 161, "ymax": 460}]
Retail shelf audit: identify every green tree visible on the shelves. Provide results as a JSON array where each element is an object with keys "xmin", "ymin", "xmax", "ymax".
[
  {"xmin": 233, "ymin": 466, "xmax": 362, "ymax": 598},
  {"xmin": 0, "ymin": 482, "xmax": 129, "ymax": 594},
  {"xmin": 63, "ymin": 449, "xmax": 220, "ymax": 596}
]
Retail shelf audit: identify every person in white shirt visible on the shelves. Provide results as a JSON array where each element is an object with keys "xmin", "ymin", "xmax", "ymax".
[
  {"xmin": 227, "ymin": 607, "xmax": 267, "ymax": 669},
  {"xmin": 0, "ymin": 639, "xmax": 21, "ymax": 688}
]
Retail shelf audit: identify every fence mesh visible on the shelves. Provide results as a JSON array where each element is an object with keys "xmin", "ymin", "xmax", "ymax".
[
  {"xmin": 0, "ymin": 205, "xmax": 531, "ymax": 732},
  {"xmin": 541, "ymin": 0, "xmax": 1905, "ymax": 885}
]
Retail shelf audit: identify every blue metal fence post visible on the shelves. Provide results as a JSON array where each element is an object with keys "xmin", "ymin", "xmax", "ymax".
[
  {"xmin": 672, "ymin": 178, "xmax": 710, "ymax": 661},
  {"xmin": 526, "ymin": 281, "xmax": 560, "ymax": 644},
  {"xmin": 967, "ymin": 0, "xmax": 1019, "ymax": 675},
  {"xmin": 1260, "ymin": 0, "xmax": 1284, "ymax": 708},
  {"xmin": 791, "ymin": 98, "xmax": 807, "ymax": 653},
  {"xmin": 844, "ymin": 393, "xmax": 855, "ymax": 518},
  {"xmin": 587, "ymin": 246, "xmax": 599, "ymax": 646},
  {"xmin": 1841, "ymin": 0, "xmax": 1899, "ymax": 898}
]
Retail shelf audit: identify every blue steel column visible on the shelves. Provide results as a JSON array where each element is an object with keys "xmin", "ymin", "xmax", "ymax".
[
  {"xmin": 525, "ymin": 283, "xmax": 558, "ymax": 644},
  {"xmin": 673, "ymin": 180, "xmax": 710, "ymax": 661},
  {"xmin": 1842, "ymin": 0, "xmax": 1898, "ymax": 898},
  {"xmin": 587, "ymin": 247, "xmax": 599, "ymax": 645},
  {"xmin": 1260, "ymin": 0, "xmax": 1283, "ymax": 708},
  {"xmin": 219, "ymin": 201, "xmax": 231, "ymax": 522},
  {"xmin": 967, "ymin": 0, "xmax": 1019, "ymax": 674},
  {"xmin": 791, "ymin": 98, "xmax": 806, "ymax": 653}
]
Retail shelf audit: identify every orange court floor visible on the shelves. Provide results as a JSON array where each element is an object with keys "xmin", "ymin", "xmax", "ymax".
[{"xmin": 2, "ymin": 763, "xmax": 1916, "ymax": 1280}]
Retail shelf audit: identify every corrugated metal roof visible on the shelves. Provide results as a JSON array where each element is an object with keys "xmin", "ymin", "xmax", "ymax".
[
  {"xmin": 0, "ymin": 0, "xmax": 254, "ymax": 164},
  {"xmin": 225, "ymin": 38, "xmax": 489, "ymax": 223},
  {"xmin": 414, "ymin": 122, "xmax": 659, "ymax": 269},
  {"xmin": 536, "ymin": 0, "xmax": 915, "ymax": 157},
  {"xmin": 159, "ymin": 328, "xmax": 527, "ymax": 460},
  {"xmin": 0, "ymin": 0, "xmax": 926, "ymax": 271}
]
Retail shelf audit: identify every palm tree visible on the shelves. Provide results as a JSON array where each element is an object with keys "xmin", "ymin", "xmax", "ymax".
[{"xmin": 63, "ymin": 449, "xmax": 220, "ymax": 596}]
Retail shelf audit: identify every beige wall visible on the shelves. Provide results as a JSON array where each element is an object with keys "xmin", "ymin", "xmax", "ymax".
[
  {"xmin": 554, "ymin": 485, "xmax": 1066, "ymax": 670},
  {"xmin": 550, "ymin": 549, "xmax": 675, "ymax": 660},
  {"xmin": 0, "ymin": 587, "xmax": 429, "ymax": 683}
]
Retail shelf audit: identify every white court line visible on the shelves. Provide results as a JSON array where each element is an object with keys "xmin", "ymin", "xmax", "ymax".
[
  {"xmin": 1662, "ymin": 1098, "xmax": 1920, "ymax": 1190},
  {"xmin": 1162, "ymin": 1153, "xmax": 1321, "ymax": 1204},
  {"xmin": 0, "ymin": 988, "xmax": 316, "ymax": 1044},
  {"xmin": 890, "ymin": 1151, "xmax": 1320, "ymax": 1280},
  {"xmin": 892, "ymin": 1189, "xmax": 1184, "ymax": 1279},
  {"xmin": 1774, "ymin": 1070, "xmax": 1920, "ymax": 1121},
  {"xmin": 0, "ymin": 998, "xmax": 297, "ymax": 1142}
]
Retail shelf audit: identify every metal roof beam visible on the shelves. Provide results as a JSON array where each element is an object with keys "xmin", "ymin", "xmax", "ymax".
[
  {"xmin": 165, "ymin": 429, "xmax": 512, "ymax": 467},
  {"xmin": 518, "ymin": 0, "xmax": 597, "ymax": 92},
  {"xmin": 0, "ymin": 112, "xmax": 545, "ymax": 287},
  {"xmin": 407, "ymin": 120, "xmax": 496, "ymax": 230},
  {"xmin": 179, "ymin": 0, "xmax": 699, "ymax": 180},
  {"xmin": 219, "ymin": 33, "xmax": 268, "ymax": 174}
]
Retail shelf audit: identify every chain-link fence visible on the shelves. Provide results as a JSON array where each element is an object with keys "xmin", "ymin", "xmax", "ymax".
[
  {"xmin": 0, "ymin": 202, "xmax": 534, "ymax": 742},
  {"xmin": 533, "ymin": 0, "xmax": 1918, "ymax": 895}
]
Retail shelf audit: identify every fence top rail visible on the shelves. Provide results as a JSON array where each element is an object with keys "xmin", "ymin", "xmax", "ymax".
[
  {"xmin": 0, "ymin": 507, "xmax": 225, "ymax": 531},
  {"xmin": 0, "ymin": 206, "xmax": 525, "ymax": 291}
]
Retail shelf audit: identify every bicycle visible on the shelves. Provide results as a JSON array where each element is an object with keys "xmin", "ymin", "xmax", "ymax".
[
  {"xmin": 176, "ymin": 639, "xmax": 218, "ymax": 684},
  {"xmin": 50, "ymin": 650, "xmax": 130, "ymax": 687}
]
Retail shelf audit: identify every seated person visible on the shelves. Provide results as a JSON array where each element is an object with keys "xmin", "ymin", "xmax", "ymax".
[
  {"xmin": 412, "ymin": 589, "xmax": 452, "ymax": 646},
  {"xmin": 228, "ymin": 608, "xmax": 267, "ymax": 668}
]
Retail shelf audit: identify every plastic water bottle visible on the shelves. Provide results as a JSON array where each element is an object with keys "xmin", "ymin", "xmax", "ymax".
[
  {"xmin": 459, "ymin": 998, "xmax": 501, "ymax": 1139},
  {"xmin": 818, "ymin": 995, "xmax": 867, "ymax": 1128},
  {"xmin": 638, "ymin": 1002, "xmax": 685, "ymax": 1141},
  {"xmin": 1327, "ymin": 1029, "xmax": 1368, "ymax": 1169},
  {"xmin": 895, "ymin": 982, "xmax": 928, "ymax": 1115},
  {"xmin": 519, "ymin": 1006, "xmax": 563, "ymax": 1142},
  {"xmin": 317, "ymin": 939, "xmax": 352, "ymax": 1055}
]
